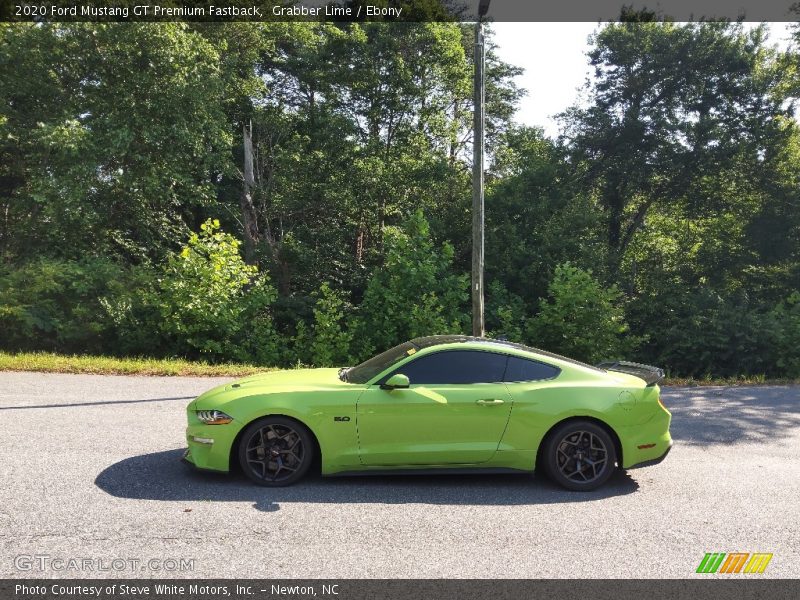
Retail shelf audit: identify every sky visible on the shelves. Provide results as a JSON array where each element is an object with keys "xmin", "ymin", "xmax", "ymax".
[{"xmin": 491, "ymin": 22, "xmax": 796, "ymax": 138}]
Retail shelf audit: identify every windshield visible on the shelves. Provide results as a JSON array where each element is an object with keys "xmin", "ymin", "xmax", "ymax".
[{"xmin": 344, "ymin": 341, "xmax": 418, "ymax": 384}]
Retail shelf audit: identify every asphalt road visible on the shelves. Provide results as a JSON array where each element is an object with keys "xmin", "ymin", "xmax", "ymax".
[{"xmin": 0, "ymin": 372, "xmax": 798, "ymax": 579}]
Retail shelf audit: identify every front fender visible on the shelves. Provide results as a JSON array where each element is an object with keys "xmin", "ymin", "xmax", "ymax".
[{"xmin": 218, "ymin": 390, "xmax": 363, "ymax": 474}]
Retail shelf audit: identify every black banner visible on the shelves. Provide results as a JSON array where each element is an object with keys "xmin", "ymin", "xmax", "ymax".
[
  {"xmin": 1, "ymin": 0, "xmax": 799, "ymax": 23},
  {"xmin": 3, "ymin": 580, "xmax": 800, "ymax": 600}
]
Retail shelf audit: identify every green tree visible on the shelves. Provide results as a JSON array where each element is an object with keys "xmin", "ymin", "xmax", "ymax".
[
  {"xmin": 528, "ymin": 263, "xmax": 635, "ymax": 363},
  {"xmin": 563, "ymin": 21, "xmax": 792, "ymax": 275},
  {"xmin": 354, "ymin": 210, "xmax": 468, "ymax": 358},
  {"xmin": 487, "ymin": 126, "xmax": 606, "ymax": 306},
  {"xmin": 223, "ymin": 22, "xmax": 522, "ymax": 300},
  {"xmin": 0, "ymin": 23, "xmax": 232, "ymax": 262},
  {"xmin": 0, "ymin": 258, "xmax": 125, "ymax": 352},
  {"xmin": 155, "ymin": 219, "xmax": 279, "ymax": 363},
  {"xmin": 485, "ymin": 280, "xmax": 528, "ymax": 343},
  {"xmin": 309, "ymin": 283, "xmax": 355, "ymax": 367},
  {"xmin": 770, "ymin": 292, "xmax": 800, "ymax": 377}
]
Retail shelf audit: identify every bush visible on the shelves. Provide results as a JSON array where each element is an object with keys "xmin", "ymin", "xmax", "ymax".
[
  {"xmin": 770, "ymin": 292, "xmax": 800, "ymax": 377},
  {"xmin": 650, "ymin": 289, "xmax": 793, "ymax": 377},
  {"xmin": 155, "ymin": 219, "xmax": 280, "ymax": 363},
  {"xmin": 527, "ymin": 263, "xmax": 635, "ymax": 363},
  {"xmin": 102, "ymin": 219, "xmax": 282, "ymax": 363},
  {"xmin": 485, "ymin": 280, "xmax": 528, "ymax": 343},
  {"xmin": 353, "ymin": 210, "xmax": 468, "ymax": 359},
  {"xmin": 628, "ymin": 286, "xmax": 792, "ymax": 378},
  {"xmin": 95, "ymin": 261, "xmax": 165, "ymax": 356},
  {"xmin": 309, "ymin": 282, "xmax": 355, "ymax": 367},
  {"xmin": 0, "ymin": 258, "xmax": 125, "ymax": 353}
]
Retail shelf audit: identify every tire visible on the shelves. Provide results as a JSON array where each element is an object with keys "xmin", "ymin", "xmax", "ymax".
[
  {"xmin": 238, "ymin": 416, "xmax": 314, "ymax": 486},
  {"xmin": 542, "ymin": 420, "xmax": 617, "ymax": 491}
]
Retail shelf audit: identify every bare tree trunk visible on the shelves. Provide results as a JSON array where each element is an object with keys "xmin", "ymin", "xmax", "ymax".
[
  {"xmin": 242, "ymin": 121, "xmax": 292, "ymax": 295},
  {"xmin": 240, "ymin": 121, "xmax": 260, "ymax": 265},
  {"xmin": 355, "ymin": 226, "xmax": 365, "ymax": 264}
]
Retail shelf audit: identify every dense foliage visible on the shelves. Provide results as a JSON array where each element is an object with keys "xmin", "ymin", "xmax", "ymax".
[{"xmin": 1, "ymin": 20, "xmax": 798, "ymax": 376}]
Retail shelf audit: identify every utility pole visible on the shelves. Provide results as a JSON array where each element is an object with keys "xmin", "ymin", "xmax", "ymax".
[{"xmin": 472, "ymin": 0, "xmax": 490, "ymax": 337}]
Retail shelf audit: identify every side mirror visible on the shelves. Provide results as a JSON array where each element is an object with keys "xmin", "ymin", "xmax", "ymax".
[{"xmin": 381, "ymin": 373, "xmax": 410, "ymax": 390}]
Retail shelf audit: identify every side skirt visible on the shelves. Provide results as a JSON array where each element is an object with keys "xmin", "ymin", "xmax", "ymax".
[{"xmin": 326, "ymin": 466, "xmax": 533, "ymax": 477}]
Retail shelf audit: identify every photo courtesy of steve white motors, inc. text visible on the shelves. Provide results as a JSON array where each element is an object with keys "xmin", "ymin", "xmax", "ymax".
[
  {"xmin": 14, "ymin": 583, "xmax": 339, "ymax": 597},
  {"xmin": 13, "ymin": 3, "xmax": 405, "ymax": 18}
]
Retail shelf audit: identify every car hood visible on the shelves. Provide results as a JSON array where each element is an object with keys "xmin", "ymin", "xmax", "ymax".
[{"xmin": 191, "ymin": 367, "xmax": 352, "ymax": 410}]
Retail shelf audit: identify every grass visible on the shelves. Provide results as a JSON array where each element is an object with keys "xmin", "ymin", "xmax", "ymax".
[
  {"xmin": 0, "ymin": 352, "xmax": 269, "ymax": 377},
  {"xmin": 0, "ymin": 352, "xmax": 796, "ymax": 384}
]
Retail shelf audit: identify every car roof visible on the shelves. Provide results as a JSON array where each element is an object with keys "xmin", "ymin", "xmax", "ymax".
[{"xmin": 409, "ymin": 335, "xmax": 606, "ymax": 373}]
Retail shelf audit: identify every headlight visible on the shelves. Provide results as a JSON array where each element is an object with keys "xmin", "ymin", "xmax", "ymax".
[{"xmin": 196, "ymin": 410, "xmax": 233, "ymax": 425}]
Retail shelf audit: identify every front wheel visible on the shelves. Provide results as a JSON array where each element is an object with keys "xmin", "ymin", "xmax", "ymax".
[
  {"xmin": 543, "ymin": 421, "xmax": 617, "ymax": 491},
  {"xmin": 238, "ymin": 417, "xmax": 313, "ymax": 486}
]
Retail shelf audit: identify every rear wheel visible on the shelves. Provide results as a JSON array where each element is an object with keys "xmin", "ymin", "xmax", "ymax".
[
  {"xmin": 238, "ymin": 417, "xmax": 313, "ymax": 486},
  {"xmin": 543, "ymin": 420, "xmax": 617, "ymax": 491}
]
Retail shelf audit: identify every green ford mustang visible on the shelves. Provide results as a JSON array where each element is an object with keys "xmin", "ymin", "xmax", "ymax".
[{"xmin": 184, "ymin": 335, "xmax": 672, "ymax": 491}]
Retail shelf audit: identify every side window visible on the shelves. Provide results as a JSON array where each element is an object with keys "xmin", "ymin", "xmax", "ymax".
[
  {"xmin": 384, "ymin": 350, "xmax": 508, "ymax": 385},
  {"xmin": 504, "ymin": 356, "xmax": 560, "ymax": 382}
]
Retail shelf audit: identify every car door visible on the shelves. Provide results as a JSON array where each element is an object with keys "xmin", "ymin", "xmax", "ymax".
[{"xmin": 356, "ymin": 350, "xmax": 513, "ymax": 466}]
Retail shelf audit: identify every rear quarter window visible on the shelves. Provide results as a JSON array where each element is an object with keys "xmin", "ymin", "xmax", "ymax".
[{"xmin": 504, "ymin": 356, "xmax": 561, "ymax": 382}]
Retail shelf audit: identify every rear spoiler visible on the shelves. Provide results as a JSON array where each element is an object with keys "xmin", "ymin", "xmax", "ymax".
[{"xmin": 596, "ymin": 360, "xmax": 665, "ymax": 386}]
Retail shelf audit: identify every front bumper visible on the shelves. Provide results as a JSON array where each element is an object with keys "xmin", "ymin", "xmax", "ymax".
[
  {"xmin": 183, "ymin": 422, "xmax": 239, "ymax": 472},
  {"xmin": 181, "ymin": 448, "xmax": 226, "ymax": 473}
]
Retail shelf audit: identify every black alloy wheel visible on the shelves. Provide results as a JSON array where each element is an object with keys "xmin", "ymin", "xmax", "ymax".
[
  {"xmin": 238, "ymin": 417, "xmax": 313, "ymax": 486},
  {"xmin": 543, "ymin": 420, "xmax": 617, "ymax": 491}
]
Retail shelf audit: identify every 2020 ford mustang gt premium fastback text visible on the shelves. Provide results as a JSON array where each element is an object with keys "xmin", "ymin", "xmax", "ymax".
[{"xmin": 183, "ymin": 336, "xmax": 672, "ymax": 491}]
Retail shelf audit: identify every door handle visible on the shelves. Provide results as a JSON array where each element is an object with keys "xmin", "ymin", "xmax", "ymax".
[{"xmin": 476, "ymin": 398, "xmax": 505, "ymax": 405}]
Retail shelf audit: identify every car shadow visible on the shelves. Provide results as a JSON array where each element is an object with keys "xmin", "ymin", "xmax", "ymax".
[
  {"xmin": 95, "ymin": 449, "xmax": 639, "ymax": 512},
  {"xmin": 664, "ymin": 386, "xmax": 800, "ymax": 446}
]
